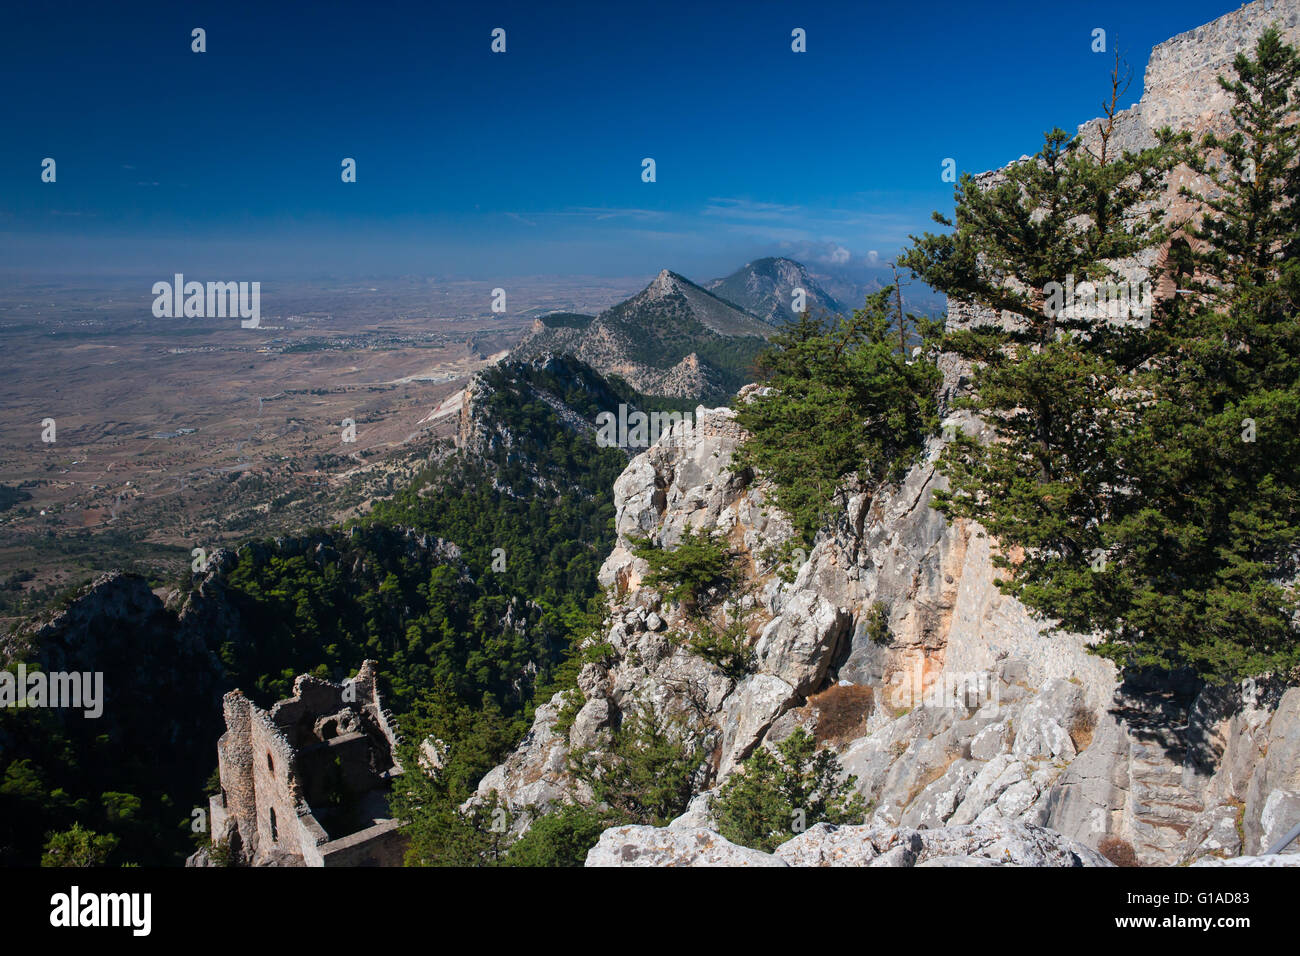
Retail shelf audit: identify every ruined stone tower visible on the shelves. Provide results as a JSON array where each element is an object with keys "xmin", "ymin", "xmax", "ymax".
[{"xmin": 203, "ymin": 661, "xmax": 407, "ymax": 866}]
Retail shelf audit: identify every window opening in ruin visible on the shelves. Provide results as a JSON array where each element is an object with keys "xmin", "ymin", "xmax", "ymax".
[{"xmin": 269, "ymin": 807, "xmax": 278, "ymax": 843}]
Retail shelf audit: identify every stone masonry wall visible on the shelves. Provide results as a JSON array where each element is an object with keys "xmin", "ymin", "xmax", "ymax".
[{"xmin": 205, "ymin": 661, "xmax": 403, "ymax": 866}]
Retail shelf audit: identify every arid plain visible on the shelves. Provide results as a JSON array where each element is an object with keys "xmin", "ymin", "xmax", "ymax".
[{"xmin": 0, "ymin": 274, "xmax": 644, "ymax": 619}]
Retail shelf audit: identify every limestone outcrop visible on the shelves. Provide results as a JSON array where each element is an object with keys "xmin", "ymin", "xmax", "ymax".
[
  {"xmin": 586, "ymin": 821, "xmax": 1112, "ymax": 868},
  {"xmin": 478, "ymin": 381, "xmax": 1300, "ymax": 862}
]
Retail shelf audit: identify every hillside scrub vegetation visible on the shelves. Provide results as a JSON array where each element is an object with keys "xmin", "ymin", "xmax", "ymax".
[
  {"xmin": 712, "ymin": 728, "xmax": 867, "ymax": 852},
  {"xmin": 733, "ymin": 288, "xmax": 941, "ymax": 546}
]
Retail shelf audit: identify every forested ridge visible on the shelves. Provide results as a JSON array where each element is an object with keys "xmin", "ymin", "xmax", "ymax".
[{"xmin": 0, "ymin": 358, "xmax": 647, "ymax": 865}]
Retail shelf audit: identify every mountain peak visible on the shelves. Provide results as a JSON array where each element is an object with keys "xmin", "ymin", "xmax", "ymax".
[
  {"xmin": 619, "ymin": 270, "xmax": 771, "ymax": 338},
  {"xmin": 707, "ymin": 257, "xmax": 846, "ymax": 325},
  {"xmin": 509, "ymin": 265, "xmax": 772, "ymax": 400},
  {"xmin": 646, "ymin": 268, "xmax": 697, "ymax": 297},
  {"xmin": 649, "ymin": 268, "xmax": 680, "ymax": 295}
]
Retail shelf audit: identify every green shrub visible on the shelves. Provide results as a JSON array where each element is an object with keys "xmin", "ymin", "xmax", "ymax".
[
  {"xmin": 673, "ymin": 616, "xmax": 755, "ymax": 679},
  {"xmin": 712, "ymin": 728, "xmax": 866, "ymax": 852},
  {"xmin": 865, "ymin": 601, "xmax": 892, "ymax": 645},
  {"xmin": 40, "ymin": 824, "xmax": 120, "ymax": 867},
  {"xmin": 503, "ymin": 803, "xmax": 615, "ymax": 867},
  {"xmin": 207, "ymin": 839, "xmax": 236, "ymax": 867},
  {"xmin": 552, "ymin": 688, "xmax": 584, "ymax": 737},
  {"xmin": 631, "ymin": 528, "xmax": 736, "ymax": 610},
  {"xmin": 568, "ymin": 707, "xmax": 704, "ymax": 826},
  {"xmin": 734, "ymin": 291, "xmax": 940, "ymax": 547}
]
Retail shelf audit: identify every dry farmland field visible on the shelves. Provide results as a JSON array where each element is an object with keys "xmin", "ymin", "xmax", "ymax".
[{"xmin": 0, "ymin": 273, "xmax": 643, "ymax": 621}]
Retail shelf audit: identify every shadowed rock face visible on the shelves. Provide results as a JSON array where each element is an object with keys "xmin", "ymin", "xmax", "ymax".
[{"xmin": 5, "ymin": 571, "xmax": 227, "ymax": 768}]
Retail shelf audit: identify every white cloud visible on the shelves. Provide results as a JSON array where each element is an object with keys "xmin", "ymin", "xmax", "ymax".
[
  {"xmin": 703, "ymin": 197, "xmax": 803, "ymax": 220},
  {"xmin": 563, "ymin": 207, "xmax": 667, "ymax": 222}
]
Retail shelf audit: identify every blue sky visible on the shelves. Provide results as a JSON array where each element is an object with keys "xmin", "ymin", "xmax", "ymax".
[{"xmin": 0, "ymin": 0, "xmax": 1242, "ymax": 279}]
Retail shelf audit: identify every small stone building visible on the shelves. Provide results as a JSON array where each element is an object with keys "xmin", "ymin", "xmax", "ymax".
[{"xmin": 206, "ymin": 660, "xmax": 408, "ymax": 866}]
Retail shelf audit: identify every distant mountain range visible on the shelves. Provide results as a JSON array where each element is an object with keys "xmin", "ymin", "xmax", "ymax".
[
  {"xmin": 706, "ymin": 256, "xmax": 847, "ymax": 325},
  {"xmin": 510, "ymin": 259, "xmax": 848, "ymax": 400}
]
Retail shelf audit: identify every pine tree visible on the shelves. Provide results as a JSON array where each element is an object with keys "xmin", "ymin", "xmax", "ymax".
[
  {"xmin": 567, "ymin": 707, "xmax": 704, "ymax": 826},
  {"xmin": 900, "ymin": 70, "xmax": 1186, "ymax": 602},
  {"xmin": 1100, "ymin": 27, "xmax": 1300, "ymax": 680},
  {"xmin": 733, "ymin": 289, "xmax": 941, "ymax": 546},
  {"xmin": 712, "ymin": 728, "xmax": 865, "ymax": 852},
  {"xmin": 899, "ymin": 68, "xmax": 1212, "ymax": 675},
  {"xmin": 903, "ymin": 32, "xmax": 1300, "ymax": 683},
  {"xmin": 1185, "ymin": 27, "xmax": 1300, "ymax": 310}
]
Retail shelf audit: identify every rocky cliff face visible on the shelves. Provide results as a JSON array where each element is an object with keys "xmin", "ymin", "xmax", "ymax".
[
  {"xmin": 479, "ymin": 1, "xmax": 1300, "ymax": 865},
  {"xmin": 476, "ymin": 369, "xmax": 1300, "ymax": 864},
  {"xmin": 481, "ymin": 64, "xmax": 1300, "ymax": 850}
]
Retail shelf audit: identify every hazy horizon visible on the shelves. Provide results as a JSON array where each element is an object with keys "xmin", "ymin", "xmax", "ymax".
[{"xmin": 2, "ymin": 0, "xmax": 1243, "ymax": 280}]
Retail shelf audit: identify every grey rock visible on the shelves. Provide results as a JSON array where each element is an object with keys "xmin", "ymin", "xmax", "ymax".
[
  {"xmin": 775, "ymin": 823, "xmax": 922, "ymax": 867},
  {"xmin": 900, "ymin": 759, "xmax": 980, "ymax": 828},
  {"xmin": 969, "ymin": 720, "xmax": 1010, "ymax": 761},
  {"xmin": 589, "ymin": 820, "xmax": 1111, "ymax": 867},
  {"xmin": 585, "ymin": 826, "xmax": 786, "ymax": 867},
  {"xmin": 949, "ymin": 753, "xmax": 1028, "ymax": 826},
  {"xmin": 718, "ymin": 674, "xmax": 796, "ymax": 778},
  {"xmin": 874, "ymin": 716, "xmax": 964, "ymax": 818},
  {"xmin": 996, "ymin": 779, "xmax": 1040, "ymax": 819},
  {"xmin": 576, "ymin": 662, "xmax": 606, "ymax": 698},
  {"xmin": 1190, "ymin": 804, "xmax": 1244, "ymax": 860},
  {"xmin": 1012, "ymin": 679, "xmax": 1083, "ymax": 761},
  {"xmin": 568, "ymin": 697, "xmax": 614, "ymax": 751},
  {"xmin": 667, "ymin": 791, "xmax": 717, "ymax": 830},
  {"xmin": 1191, "ymin": 853, "xmax": 1300, "ymax": 867},
  {"xmin": 418, "ymin": 736, "xmax": 447, "ymax": 775},
  {"xmin": 905, "ymin": 821, "xmax": 1112, "ymax": 867},
  {"xmin": 1259, "ymin": 789, "xmax": 1300, "ymax": 855},
  {"xmin": 916, "ymin": 855, "xmax": 1000, "ymax": 867},
  {"xmin": 753, "ymin": 590, "xmax": 849, "ymax": 697},
  {"xmin": 1038, "ymin": 710, "xmax": 1128, "ymax": 851}
]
